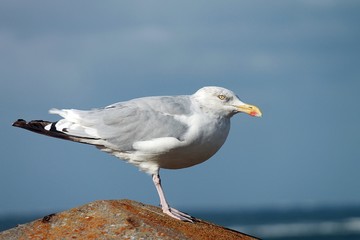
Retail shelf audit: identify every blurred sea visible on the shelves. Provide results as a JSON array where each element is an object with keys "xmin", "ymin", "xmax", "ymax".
[
  {"xmin": 1, "ymin": 205, "xmax": 360, "ymax": 239},
  {"xmin": 193, "ymin": 205, "xmax": 360, "ymax": 240}
]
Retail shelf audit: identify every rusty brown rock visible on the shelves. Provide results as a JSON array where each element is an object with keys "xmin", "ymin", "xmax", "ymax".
[{"xmin": 0, "ymin": 199, "xmax": 259, "ymax": 240}]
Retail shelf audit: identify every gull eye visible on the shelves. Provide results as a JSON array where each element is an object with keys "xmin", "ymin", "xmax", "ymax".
[{"xmin": 218, "ymin": 95, "xmax": 226, "ymax": 100}]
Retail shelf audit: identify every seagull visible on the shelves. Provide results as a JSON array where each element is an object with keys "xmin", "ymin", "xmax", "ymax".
[{"xmin": 13, "ymin": 86, "xmax": 262, "ymax": 222}]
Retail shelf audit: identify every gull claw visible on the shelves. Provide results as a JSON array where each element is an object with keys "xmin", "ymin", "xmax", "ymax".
[{"xmin": 162, "ymin": 207, "xmax": 195, "ymax": 222}]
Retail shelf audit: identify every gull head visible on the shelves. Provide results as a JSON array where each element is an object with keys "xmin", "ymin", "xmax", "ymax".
[{"xmin": 192, "ymin": 86, "xmax": 262, "ymax": 117}]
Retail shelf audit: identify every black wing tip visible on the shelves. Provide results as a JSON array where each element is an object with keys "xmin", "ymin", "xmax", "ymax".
[
  {"xmin": 13, "ymin": 118, "xmax": 102, "ymax": 145},
  {"xmin": 12, "ymin": 119, "xmax": 53, "ymax": 133},
  {"xmin": 12, "ymin": 119, "xmax": 27, "ymax": 127},
  {"xmin": 12, "ymin": 119, "xmax": 73, "ymax": 141}
]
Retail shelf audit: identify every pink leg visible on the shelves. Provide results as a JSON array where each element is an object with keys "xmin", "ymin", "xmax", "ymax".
[{"xmin": 152, "ymin": 172, "xmax": 194, "ymax": 222}]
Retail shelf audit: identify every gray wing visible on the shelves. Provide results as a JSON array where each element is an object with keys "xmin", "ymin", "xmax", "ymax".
[{"xmin": 51, "ymin": 96, "xmax": 192, "ymax": 151}]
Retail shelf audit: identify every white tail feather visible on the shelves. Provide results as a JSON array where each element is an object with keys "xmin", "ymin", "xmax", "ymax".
[{"xmin": 48, "ymin": 108, "xmax": 100, "ymax": 139}]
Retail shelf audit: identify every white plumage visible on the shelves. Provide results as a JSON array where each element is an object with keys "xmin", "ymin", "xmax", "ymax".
[{"xmin": 13, "ymin": 86, "xmax": 262, "ymax": 222}]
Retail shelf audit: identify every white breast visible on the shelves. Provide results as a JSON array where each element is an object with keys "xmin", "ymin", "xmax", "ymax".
[
  {"xmin": 142, "ymin": 114, "xmax": 230, "ymax": 170},
  {"xmin": 107, "ymin": 112, "xmax": 231, "ymax": 175}
]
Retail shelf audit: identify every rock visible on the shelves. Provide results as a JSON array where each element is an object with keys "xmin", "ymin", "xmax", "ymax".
[{"xmin": 0, "ymin": 199, "xmax": 259, "ymax": 240}]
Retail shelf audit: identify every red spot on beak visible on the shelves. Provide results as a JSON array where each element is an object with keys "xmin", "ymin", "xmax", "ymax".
[{"xmin": 250, "ymin": 111, "xmax": 258, "ymax": 116}]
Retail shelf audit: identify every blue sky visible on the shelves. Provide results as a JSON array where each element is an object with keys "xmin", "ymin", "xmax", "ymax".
[{"xmin": 1, "ymin": 0, "xmax": 360, "ymax": 215}]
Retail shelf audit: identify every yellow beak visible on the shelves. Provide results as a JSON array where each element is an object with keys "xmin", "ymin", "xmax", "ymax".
[{"xmin": 237, "ymin": 104, "xmax": 262, "ymax": 117}]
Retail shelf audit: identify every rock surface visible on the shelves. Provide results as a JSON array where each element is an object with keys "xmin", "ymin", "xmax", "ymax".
[{"xmin": 0, "ymin": 199, "xmax": 259, "ymax": 240}]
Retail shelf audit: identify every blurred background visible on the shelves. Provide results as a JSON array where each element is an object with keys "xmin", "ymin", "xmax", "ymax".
[{"xmin": 1, "ymin": 1, "xmax": 360, "ymax": 239}]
